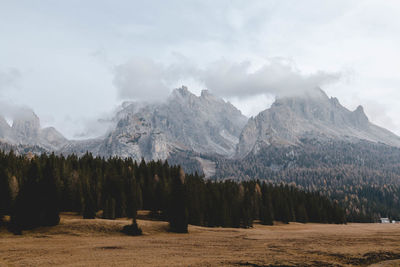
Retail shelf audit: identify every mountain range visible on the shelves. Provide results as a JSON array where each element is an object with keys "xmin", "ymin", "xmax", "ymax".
[
  {"xmin": 1, "ymin": 86, "xmax": 400, "ymax": 178},
  {"xmin": 3, "ymin": 86, "xmax": 400, "ymax": 220}
]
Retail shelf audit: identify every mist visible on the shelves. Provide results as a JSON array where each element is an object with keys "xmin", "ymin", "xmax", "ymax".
[{"xmin": 113, "ymin": 57, "xmax": 341, "ymax": 103}]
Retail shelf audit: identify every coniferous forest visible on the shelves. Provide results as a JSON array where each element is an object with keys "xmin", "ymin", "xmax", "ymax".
[
  {"xmin": 201, "ymin": 139, "xmax": 400, "ymax": 222},
  {"xmin": 0, "ymin": 151, "xmax": 346, "ymax": 234}
]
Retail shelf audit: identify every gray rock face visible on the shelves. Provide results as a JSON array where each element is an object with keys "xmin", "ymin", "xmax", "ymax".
[
  {"xmin": 237, "ymin": 88, "xmax": 400, "ymax": 158},
  {"xmin": 12, "ymin": 110, "xmax": 41, "ymax": 144},
  {"xmin": 0, "ymin": 116, "xmax": 11, "ymax": 140},
  {"xmin": 0, "ymin": 109, "xmax": 68, "ymax": 151},
  {"xmin": 39, "ymin": 127, "xmax": 68, "ymax": 150},
  {"xmin": 64, "ymin": 86, "xmax": 248, "ymax": 160}
]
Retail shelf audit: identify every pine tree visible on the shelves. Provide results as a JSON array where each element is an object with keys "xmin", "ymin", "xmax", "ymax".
[
  {"xmin": 240, "ymin": 186, "xmax": 253, "ymax": 228},
  {"xmin": 11, "ymin": 159, "xmax": 42, "ymax": 232},
  {"xmin": 103, "ymin": 197, "xmax": 116, "ymax": 220},
  {"xmin": 295, "ymin": 204, "xmax": 308, "ymax": 223},
  {"xmin": 39, "ymin": 158, "xmax": 60, "ymax": 226},
  {"xmin": 82, "ymin": 175, "xmax": 96, "ymax": 219},
  {"xmin": 168, "ymin": 168, "xmax": 188, "ymax": 233},
  {"xmin": 0, "ymin": 167, "xmax": 11, "ymax": 225},
  {"xmin": 260, "ymin": 183, "xmax": 274, "ymax": 225}
]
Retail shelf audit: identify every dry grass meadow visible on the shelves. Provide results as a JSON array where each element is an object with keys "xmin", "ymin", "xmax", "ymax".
[{"xmin": 1, "ymin": 212, "xmax": 400, "ymax": 267}]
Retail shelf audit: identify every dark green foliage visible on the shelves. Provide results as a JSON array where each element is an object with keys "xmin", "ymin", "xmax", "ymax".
[
  {"xmin": 103, "ymin": 197, "xmax": 116, "ymax": 220},
  {"xmin": 82, "ymin": 178, "xmax": 96, "ymax": 219},
  {"xmin": 259, "ymin": 183, "xmax": 274, "ymax": 225},
  {"xmin": 10, "ymin": 157, "xmax": 60, "ymax": 232},
  {"xmin": 0, "ymin": 166, "xmax": 11, "ymax": 225},
  {"xmin": 11, "ymin": 160, "xmax": 42, "ymax": 230},
  {"xmin": 212, "ymin": 139, "xmax": 400, "ymax": 222},
  {"xmin": 39, "ymin": 156, "xmax": 60, "ymax": 226},
  {"xmin": 168, "ymin": 169, "xmax": 188, "ymax": 233},
  {"xmin": 0, "ymin": 150, "xmax": 346, "ymax": 234}
]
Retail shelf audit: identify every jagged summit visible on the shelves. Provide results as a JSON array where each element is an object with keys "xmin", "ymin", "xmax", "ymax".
[
  {"xmin": 0, "ymin": 108, "xmax": 67, "ymax": 151},
  {"xmin": 236, "ymin": 88, "xmax": 400, "ymax": 158},
  {"xmin": 3, "ymin": 85, "xmax": 400, "ymax": 176},
  {"xmin": 12, "ymin": 109, "xmax": 41, "ymax": 142},
  {"xmin": 62, "ymin": 86, "xmax": 248, "ymax": 160},
  {"xmin": 0, "ymin": 115, "xmax": 11, "ymax": 138}
]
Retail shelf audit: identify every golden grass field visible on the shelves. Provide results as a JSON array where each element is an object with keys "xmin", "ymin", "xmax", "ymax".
[{"xmin": 1, "ymin": 213, "xmax": 400, "ymax": 267}]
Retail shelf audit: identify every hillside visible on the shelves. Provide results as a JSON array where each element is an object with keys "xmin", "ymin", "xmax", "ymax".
[{"xmin": 213, "ymin": 139, "xmax": 400, "ymax": 221}]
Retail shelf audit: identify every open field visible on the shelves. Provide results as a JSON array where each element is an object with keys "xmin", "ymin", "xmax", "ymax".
[{"xmin": 1, "ymin": 213, "xmax": 400, "ymax": 267}]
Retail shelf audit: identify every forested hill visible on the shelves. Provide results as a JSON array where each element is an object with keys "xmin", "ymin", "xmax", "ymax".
[
  {"xmin": 0, "ymin": 151, "xmax": 345, "ymax": 234},
  {"xmin": 212, "ymin": 139, "xmax": 400, "ymax": 222}
]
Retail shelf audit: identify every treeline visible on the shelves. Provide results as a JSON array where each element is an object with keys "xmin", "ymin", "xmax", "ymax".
[
  {"xmin": 212, "ymin": 139, "xmax": 400, "ymax": 222},
  {"xmin": 0, "ymin": 151, "xmax": 345, "ymax": 234}
]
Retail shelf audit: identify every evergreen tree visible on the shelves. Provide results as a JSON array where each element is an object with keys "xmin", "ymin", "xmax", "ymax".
[
  {"xmin": 0, "ymin": 149, "xmax": 347, "ymax": 234},
  {"xmin": 103, "ymin": 197, "xmax": 116, "ymax": 220},
  {"xmin": 11, "ymin": 159, "xmax": 42, "ymax": 232},
  {"xmin": 39, "ymin": 157, "xmax": 60, "ymax": 226},
  {"xmin": 82, "ymin": 174, "xmax": 96, "ymax": 219},
  {"xmin": 295, "ymin": 204, "xmax": 308, "ymax": 223},
  {"xmin": 260, "ymin": 183, "xmax": 274, "ymax": 225},
  {"xmin": 168, "ymin": 168, "xmax": 188, "ymax": 233},
  {"xmin": 0, "ymin": 167, "xmax": 11, "ymax": 225},
  {"xmin": 240, "ymin": 186, "xmax": 253, "ymax": 228}
]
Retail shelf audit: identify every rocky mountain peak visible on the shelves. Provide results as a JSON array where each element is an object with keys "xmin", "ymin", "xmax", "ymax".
[
  {"xmin": 0, "ymin": 115, "xmax": 11, "ymax": 139},
  {"xmin": 200, "ymin": 89, "xmax": 211, "ymax": 97},
  {"xmin": 66, "ymin": 86, "xmax": 248, "ymax": 160},
  {"xmin": 0, "ymin": 108, "xmax": 68, "ymax": 150},
  {"xmin": 11, "ymin": 109, "xmax": 41, "ymax": 141},
  {"xmin": 351, "ymin": 105, "xmax": 369, "ymax": 128},
  {"xmin": 236, "ymin": 88, "xmax": 400, "ymax": 158},
  {"xmin": 172, "ymin": 86, "xmax": 192, "ymax": 98},
  {"xmin": 353, "ymin": 105, "xmax": 367, "ymax": 119}
]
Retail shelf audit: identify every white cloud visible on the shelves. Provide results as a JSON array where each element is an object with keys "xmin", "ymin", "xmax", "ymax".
[
  {"xmin": 199, "ymin": 58, "xmax": 340, "ymax": 98},
  {"xmin": 0, "ymin": 68, "xmax": 21, "ymax": 92},
  {"xmin": 1, "ymin": 0, "xmax": 400, "ymax": 136},
  {"xmin": 113, "ymin": 57, "xmax": 340, "ymax": 102}
]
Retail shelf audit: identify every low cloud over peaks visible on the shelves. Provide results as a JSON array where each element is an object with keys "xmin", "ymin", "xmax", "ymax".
[
  {"xmin": 113, "ymin": 58, "xmax": 171, "ymax": 102},
  {"xmin": 200, "ymin": 59, "xmax": 341, "ymax": 98},
  {"xmin": 0, "ymin": 68, "xmax": 21, "ymax": 92},
  {"xmin": 112, "ymin": 57, "xmax": 341, "ymax": 102}
]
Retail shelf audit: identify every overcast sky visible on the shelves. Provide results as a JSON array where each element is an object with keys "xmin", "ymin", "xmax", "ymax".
[{"xmin": 1, "ymin": 0, "xmax": 400, "ymax": 138}]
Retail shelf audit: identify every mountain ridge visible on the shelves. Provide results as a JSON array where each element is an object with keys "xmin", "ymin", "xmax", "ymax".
[
  {"xmin": 236, "ymin": 88, "xmax": 400, "ymax": 158},
  {"xmin": 60, "ymin": 86, "xmax": 248, "ymax": 161},
  {"xmin": 0, "ymin": 110, "xmax": 68, "ymax": 151},
  {"xmin": 2, "ymin": 87, "xmax": 400, "ymax": 172}
]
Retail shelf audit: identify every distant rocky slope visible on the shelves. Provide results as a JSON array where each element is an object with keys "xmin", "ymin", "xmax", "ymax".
[
  {"xmin": 0, "ymin": 109, "xmax": 67, "ymax": 151},
  {"xmin": 61, "ymin": 86, "xmax": 248, "ymax": 161},
  {"xmin": 3, "ymin": 86, "xmax": 400, "ymax": 179},
  {"xmin": 236, "ymin": 88, "xmax": 400, "ymax": 158}
]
